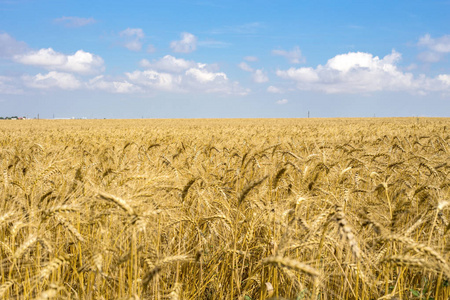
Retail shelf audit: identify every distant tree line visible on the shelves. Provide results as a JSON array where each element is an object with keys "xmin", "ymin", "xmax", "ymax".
[{"xmin": 0, "ymin": 116, "xmax": 27, "ymax": 120}]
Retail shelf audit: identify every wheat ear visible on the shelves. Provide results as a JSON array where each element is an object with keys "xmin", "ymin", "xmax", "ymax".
[
  {"xmin": 334, "ymin": 205, "xmax": 361, "ymax": 259},
  {"xmin": 97, "ymin": 191, "xmax": 135, "ymax": 216},
  {"xmin": 261, "ymin": 256, "xmax": 320, "ymax": 277}
]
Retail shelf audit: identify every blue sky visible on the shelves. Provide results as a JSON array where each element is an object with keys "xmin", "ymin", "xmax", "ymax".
[{"xmin": 1, "ymin": 0, "xmax": 449, "ymax": 118}]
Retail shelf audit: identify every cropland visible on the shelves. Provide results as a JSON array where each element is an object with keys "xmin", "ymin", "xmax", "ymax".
[{"xmin": 1, "ymin": 118, "xmax": 450, "ymax": 299}]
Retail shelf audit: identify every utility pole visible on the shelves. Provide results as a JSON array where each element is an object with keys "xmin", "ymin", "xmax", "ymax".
[{"xmin": 308, "ymin": 111, "xmax": 310, "ymax": 118}]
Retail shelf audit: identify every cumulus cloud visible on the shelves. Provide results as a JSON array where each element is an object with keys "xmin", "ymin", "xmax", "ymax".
[
  {"xmin": 134, "ymin": 55, "xmax": 248, "ymax": 94},
  {"xmin": 238, "ymin": 61, "xmax": 268, "ymax": 83},
  {"xmin": 88, "ymin": 75, "xmax": 141, "ymax": 94},
  {"xmin": 438, "ymin": 74, "xmax": 450, "ymax": 85},
  {"xmin": 183, "ymin": 66, "xmax": 248, "ymax": 94},
  {"xmin": 170, "ymin": 32, "xmax": 197, "ymax": 53},
  {"xmin": 15, "ymin": 48, "xmax": 66, "ymax": 66},
  {"xmin": 185, "ymin": 68, "xmax": 247, "ymax": 94},
  {"xmin": 276, "ymin": 99, "xmax": 288, "ymax": 105},
  {"xmin": 276, "ymin": 50, "xmax": 450, "ymax": 94},
  {"xmin": 126, "ymin": 70, "xmax": 181, "ymax": 91},
  {"xmin": 4, "ymin": 39, "xmax": 246, "ymax": 95},
  {"xmin": 417, "ymin": 34, "xmax": 450, "ymax": 62},
  {"xmin": 267, "ymin": 85, "xmax": 282, "ymax": 93},
  {"xmin": 0, "ymin": 32, "xmax": 28, "ymax": 58},
  {"xmin": 185, "ymin": 68, "xmax": 227, "ymax": 83},
  {"xmin": 23, "ymin": 71, "xmax": 81, "ymax": 90},
  {"xmin": 238, "ymin": 62, "xmax": 254, "ymax": 72},
  {"xmin": 0, "ymin": 32, "xmax": 248, "ymax": 96},
  {"xmin": 418, "ymin": 34, "xmax": 450, "ymax": 53},
  {"xmin": 119, "ymin": 28, "xmax": 145, "ymax": 51},
  {"xmin": 124, "ymin": 67, "xmax": 244, "ymax": 94},
  {"xmin": 0, "ymin": 32, "xmax": 104, "ymax": 75},
  {"xmin": 14, "ymin": 48, "xmax": 104, "ymax": 74},
  {"xmin": 89, "ymin": 56, "xmax": 247, "ymax": 95},
  {"xmin": 140, "ymin": 55, "xmax": 197, "ymax": 73},
  {"xmin": 272, "ymin": 46, "xmax": 305, "ymax": 64},
  {"xmin": 252, "ymin": 69, "xmax": 268, "ymax": 83},
  {"xmin": 54, "ymin": 16, "xmax": 96, "ymax": 28}
]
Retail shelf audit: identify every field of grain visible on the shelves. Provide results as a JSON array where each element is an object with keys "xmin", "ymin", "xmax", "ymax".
[{"xmin": 1, "ymin": 118, "xmax": 449, "ymax": 299}]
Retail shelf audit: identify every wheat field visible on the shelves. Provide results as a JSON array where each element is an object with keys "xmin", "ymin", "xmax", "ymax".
[{"xmin": 1, "ymin": 118, "xmax": 449, "ymax": 299}]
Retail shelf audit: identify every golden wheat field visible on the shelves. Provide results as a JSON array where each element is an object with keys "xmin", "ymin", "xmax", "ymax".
[{"xmin": 1, "ymin": 118, "xmax": 450, "ymax": 300}]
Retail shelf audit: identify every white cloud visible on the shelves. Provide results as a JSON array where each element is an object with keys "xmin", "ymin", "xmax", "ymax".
[
  {"xmin": 276, "ymin": 50, "xmax": 450, "ymax": 94},
  {"xmin": 185, "ymin": 68, "xmax": 227, "ymax": 83},
  {"xmin": 88, "ymin": 75, "xmax": 141, "ymax": 94},
  {"xmin": 54, "ymin": 16, "xmax": 96, "ymax": 28},
  {"xmin": 170, "ymin": 32, "xmax": 197, "ymax": 53},
  {"xmin": 14, "ymin": 48, "xmax": 104, "ymax": 74},
  {"xmin": 123, "ymin": 40, "xmax": 142, "ymax": 52},
  {"xmin": 15, "ymin": 48, "xmax": 67, "ymax": 66},
  {"xmin": 244, "ymin": 56, "xmax": 258, "ymax": 62},
  {"xmin": 119, "ymin": 57, "xmax": 247, "ymax": 95},
  {"xmin": 136, "ymin": 57, "xmax": 239, "ymax": 94},
  {"xmin": 238, "ymin": 62, "xmax": 254, "ymax": 72},
  {"xmin": 418, "ymin": 34, "xmax": 450, "ymax": 53},
  {"xmin": 252, "ymin": 69, "xmax": 268, "ymax": 83},
  {"xmin": 0, "ymin": 32, "xmax": 103, "ymax": 75},
  {"xmin": 13, "ymin": 54, "xmax": 248, "ymax": 95},
  {"xmin": 126, "ymin": 70, "xmax": 180, "ymax": 91},
  {"xmin": 417, "ymin": 34, "xmax": 450, "ymax": 63},
  {"xmin": 278, "ymin": 67, "xmax": 319, "ymax": 83},
  {"xmin": 267, "ymin": 85, "xmax": 282, "ymax": 93},
  {"xmin": 120, "ymin": 28, "xmax": 145, "ymax": 39},
  {"xmin": 138, "ymin": 59, "xmax": 150, "ymax": 67},
  {"xmin": 23, "ymin": 71, "xmax": 81, "ymax": 90},
  {"xmin": 119, "ymin": 28, "xmax": 145, "ymax": 51},
  {"xmin": 185, "ymin": 67, "xmax": 247, "ymax": 94},
  {"xmin": 272, "ymin": 46, "xmax": 305, "ymax": 64},
  {"xmin": 438, "ymin": 74, "xmax": 450, "ymax": 85},
  {"xmin": 123, "ymin": 66, "xmax": 245, "ymax": 94},
  {"xmin": 276, "ymin": 99, "xmax": 288, "ymax": 105},
  {"xmin": 239, "ymin": 61, "xmax": 268, "ymax": 83},
  {"xmin": 140, "ymin": 55, "xmax": 196, "ymax": 73},
  {"xmin": 63, "ymin": 50, "xmax": 104, "ymax": 74},
  {"xmin": 0, "ymin": 32, "xmax": 28, "ymax": 58}
]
